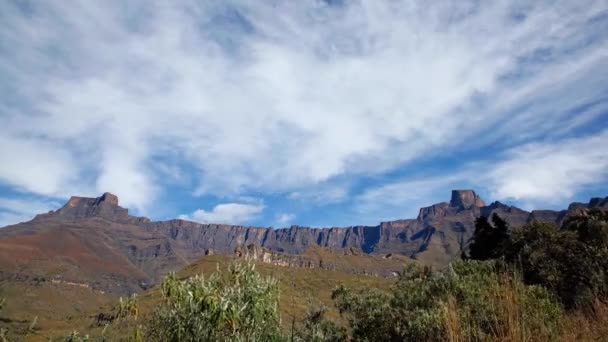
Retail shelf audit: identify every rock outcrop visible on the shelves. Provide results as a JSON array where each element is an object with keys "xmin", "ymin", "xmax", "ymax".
[
  {"xmin": 34, "ymin": 192, "xmax": 150, "ymax": 224},
  {"xmin": 450, "ymin": 190, "xmax": 486, "ymax": 210},
  {"xmin": 232, "ymin": 244, "xmax": 407, "ymax": 277}
]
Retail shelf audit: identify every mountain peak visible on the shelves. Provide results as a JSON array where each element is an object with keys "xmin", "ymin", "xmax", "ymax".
[
  {"xmin": 99, "ymin": 192, "xmax": 119, "ymax": 206},
  {"xmin": 450, "ymin": 190, "xmax": 485, "ymax": 210},
  {"xmin": 40, "ymin": 192, "xmax": 149, "ymax": 224}
]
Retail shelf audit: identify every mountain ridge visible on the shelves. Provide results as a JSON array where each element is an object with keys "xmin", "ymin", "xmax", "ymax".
[{"xmin": 1, "ymin": 190, "xmax": 606, "ymax": 294}]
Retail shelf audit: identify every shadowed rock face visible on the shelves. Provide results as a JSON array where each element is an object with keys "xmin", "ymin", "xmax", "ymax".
[
  {"xmin": 0, "ymin": 190, "xmax": 606, "ymax": 294},
  {"xmin": 450, "ymin": 190, "xmax": 486, "ymax": 209},
  {"xmin": 140, "ymin": 191, "xmax": 608, "ymax": 265}
]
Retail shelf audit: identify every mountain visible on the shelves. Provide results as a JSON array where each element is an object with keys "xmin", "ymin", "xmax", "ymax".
[{"xmin": 0, "ymin": 190, "xmax": 606, "ymax": 295}]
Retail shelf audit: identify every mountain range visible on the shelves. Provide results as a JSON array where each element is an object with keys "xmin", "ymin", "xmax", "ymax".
[{"xmin": 0, "ymin": 190, "xmax": 606, "ymax": 295}]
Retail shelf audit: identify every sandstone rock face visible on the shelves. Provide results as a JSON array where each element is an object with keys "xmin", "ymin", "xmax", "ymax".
[
  {"xmin": 450, "ymin": 190, "xmax": 486, "ymax": 210},
  {"xmin": 35, "ymin": 192, "xmax": 150, "ymax": 224},
  {"xmin": 141, "ymin": 192, "xmax": 608, "ymax": 266},
  {"xmin": 1, "ymin": 191, "xmax": 606, "ymax": 294},
  {"xmin": 232, "ymin": 244, "xmax": 408, "ymax": 277}
]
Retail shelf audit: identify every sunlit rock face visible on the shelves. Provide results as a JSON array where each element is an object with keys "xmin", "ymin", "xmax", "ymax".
[
  {"xmin": 450, "ymin": 190, "xmax": 486, "ymax": 210},
  {"xmin": 34, "ymin": 192, "xmax": 150, "ymax": 224}
]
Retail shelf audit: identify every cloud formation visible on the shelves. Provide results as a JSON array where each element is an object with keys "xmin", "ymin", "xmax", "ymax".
[
  {"xmin": 488, "ymin": 131, "xmax": 608, "ymax": 203},
  {"xmin": 275, "ymin": 213, "xmax": 296, "ymax": 227},
  {"xmin": 355, "ymin": 130, "xmax": 608, "ymax": 223},
  {"xmin": 0, "ymin": 0, "xmax": 607, "ymax": 225},
  {"xmin": 179, "ymin": 202, "xmax": 265, "ymax": 225}
]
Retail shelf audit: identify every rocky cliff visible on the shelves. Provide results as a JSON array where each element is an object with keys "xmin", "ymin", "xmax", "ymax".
[
  {"xmin": 1, "ymin": 190, "xmax": 607, "ymax": 293},
  {"xmin": 140, "ymin": 190, "xmax": 608, "ymax": 265},
  {"xmin": 233, "ymin": 244, "xmax": 409, "ymax": 277},
  {"xmin": 34, "ymin": 192, "xmax": 150, "ymax": 224}
]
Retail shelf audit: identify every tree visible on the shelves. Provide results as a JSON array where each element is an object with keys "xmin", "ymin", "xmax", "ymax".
[
  {"xmin": 507, "ymin": 211, "xmax": 608, "ymax": 309},
  {"xmin": 468, "ymin": 213, "xmax": 510, "ymax": 260}
]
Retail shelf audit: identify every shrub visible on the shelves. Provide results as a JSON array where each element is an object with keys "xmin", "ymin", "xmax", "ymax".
[
  {"xmin": 507, "ymin": 210, "xmax": 608, "ymax": 308},
  {"xmin": 332, "ymin": 260, "xmax": 563, "ymax": 341},
  {"xmin": 294, "ymin": 306, "xmax": 347, "ymax": 342},
  {"xmin": 147, "ymin": 262, "xmax": 282, "ymax": 342},
  {"xmin": 63, "ymin": 330, "xmax": 90, "ymax": 342},
  {"xmin": 333, "ymin": 285, "xmax": 395, "ymax": 341}
]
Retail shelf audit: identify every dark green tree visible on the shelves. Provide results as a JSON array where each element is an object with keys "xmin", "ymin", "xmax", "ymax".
[
  {"xmin": 507, "ymin": 210, "xmax": 608, "ymax": 309},
  {"xmin": 468, "ymin": 213, "xmax": 510, "ymax": 260}
]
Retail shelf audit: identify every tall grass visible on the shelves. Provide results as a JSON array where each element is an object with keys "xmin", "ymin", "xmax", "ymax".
[{"xmin": 441, "ymin": 270, "xmax": 562, "ymax": 342}]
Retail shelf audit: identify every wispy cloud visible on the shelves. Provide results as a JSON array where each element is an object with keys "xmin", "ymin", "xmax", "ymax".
[
  {"xmin": 275, "ymin": 213, "xmax": 296, "ymax": 227},
  {"xmin": 355, "ymin": 130, "xmax": 608, "ymax": 221},
  {"xmin": 487, "ymin": 131, "xmax": 608, "ymax": 203},
  {"xmin": 0, "ymin": 1, "xmax": 606, "ymax": 225},
  {"xmin": 179, "ymin": 202, "xmax": 265, "ymax": 225}
]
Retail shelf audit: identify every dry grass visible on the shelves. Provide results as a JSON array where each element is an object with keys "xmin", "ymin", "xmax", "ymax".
[
  {"xmin": 442, "ymin": 276, "xmax": 608, "ymax": 342},
  {"xmin": 442, "ymin": 272, "xmax": 561, "ymax": 342},
  {"xmin": 561, "ymin": 300, "xmax": 608, "ymax": 341}
]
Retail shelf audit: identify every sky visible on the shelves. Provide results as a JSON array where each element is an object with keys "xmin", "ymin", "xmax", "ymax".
[{"xmin": 0, "ymin": 0, "xmax": 607, "ymax": 228}]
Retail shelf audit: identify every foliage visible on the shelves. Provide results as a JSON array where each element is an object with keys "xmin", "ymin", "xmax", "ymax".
[
  {"xmin": 294, "ymin": 306, "xmax": 347, "ymax": 342},
  {"xmin": 507, "ymin": 210, "xmax": 608, "ymax": 308},
  {"xmin": 63, "ymin": 330, "xmax": 90, "ymax": 342},
  {"xmin": 117, "ymin": 294, "xmax": 139, "ymax": 321},
  {"xmin": 332, "ymin": 260, "xmax": 562, "ymax": 341},
  {"xmin": 468, "ymin": 213, "xmax": 510, "ymax": 260},
  {"xmin": 0, "ymin": 297, "xmax": 6, "ymax": 342},
  {"xmin": 332, "ymin": 285, "xmax": 394, "ymax": 341},
  {"xmin": 109, "ymin": 293, "xmax": 143, "ymax": 341},
  {"xmin": 147, "ymin": 262, "xmax": 282, "ymax": 342}
]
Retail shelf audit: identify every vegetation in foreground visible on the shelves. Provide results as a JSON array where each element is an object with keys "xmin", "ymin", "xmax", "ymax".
[{"xmin": 4, "ymin": 210, "xmax": 608, "ymax": 341}]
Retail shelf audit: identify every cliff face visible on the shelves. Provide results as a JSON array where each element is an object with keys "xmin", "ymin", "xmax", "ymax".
[
  {"xmin": 233, "ymin": 244, "xmax": 409, "ymax": 277},
  {"xmin": 1, "ymin": 190, "xmax": 607, "ymax": 294},
  {"xmin": 140, "ymin": 190, "xmax": 608, "ymax": 265},
  {"xmin": 137, "ymin": 191, "xmax": 487, "ymax": 264},
  {"xmin": 34, "ymin": 192, "xmax": 150, "ymax": 225}
]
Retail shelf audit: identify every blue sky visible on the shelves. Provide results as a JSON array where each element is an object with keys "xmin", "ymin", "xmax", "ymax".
[{"xmin": 1, "ymin": 0, "xmax": 607, "ymax": 228}]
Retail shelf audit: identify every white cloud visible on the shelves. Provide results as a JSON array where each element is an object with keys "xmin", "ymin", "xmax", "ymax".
[
  {"xmin": 179, "ymin": 202, "xmax": 265, "ymax": 225},
  {"xmin": 288, "ymin": 185, "xmax": 348, "ymax": 204},
  {"xmin": 0, "ymin": 136, "xmax": 79, "ymax": 197},
  {"xmin": 354, "ymin": 173, "xmax": 471, "ymax": 223},
  {"xmin": 0, "ymin": 0, "xmax": 606, "ymax": 218},
  {"xmin": 487, "ymin": 131, "xmax": 608, "ymax": 203},
  {"xmin": 275, "ymin": 213, "xmax": 296, "ymax": 227},
  {"xmin": 355, "ymin": 130, "xmax": 608, "ymax": 220}
]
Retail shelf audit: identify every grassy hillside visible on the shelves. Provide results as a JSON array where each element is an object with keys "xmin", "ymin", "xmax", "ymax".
[
  {"xmin": 0, "ymin": 252, "xmax": 402, "ymax": 340},
  {"xmin": 143, "ymin": 253, "xmax": 397, "ymax": 325},
  {"xmin": 0, "ymin": 281, "xmax": 116, "ymax": 341}
]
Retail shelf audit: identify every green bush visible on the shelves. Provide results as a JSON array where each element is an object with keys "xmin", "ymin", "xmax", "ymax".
[
  {"xmin": 294, "ymin": 306, "xmax": 347, "ymax": 342},
  {"xmin": 507, "ymin": 210, "xmax": 608, "ymax": 308},
  {"xmin": 63, "ymin": 330, "xmax": 90, "ymax": 342},
  {"xmin": 147, "ymin": 262, "xmax": 282, "ymax": 342},
  {"xmin": 332, "ymin": 260, "xmax": 562, "ymax": 341}
]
